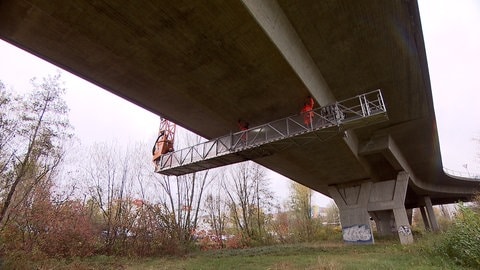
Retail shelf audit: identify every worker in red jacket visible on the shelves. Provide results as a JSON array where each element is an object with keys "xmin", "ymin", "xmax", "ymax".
[
  {"xmin": 237, "ymin": 119, "xmax": 249, "ymax": 131},
  {"xmin": 301, "ymin": 96, "xmax": 315, "ymax": 127},
  {"xmin": 237, "ymin": 119, "xmax": 249, "ymax": 144}
]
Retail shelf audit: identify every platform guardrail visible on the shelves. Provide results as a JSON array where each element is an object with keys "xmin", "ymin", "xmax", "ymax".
[{"xmin": 156, "ymin": 89, "xmax": 388, "ymax": 176}]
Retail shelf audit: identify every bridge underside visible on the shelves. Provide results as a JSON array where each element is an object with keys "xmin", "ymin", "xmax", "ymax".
[{"xmin": 1, "ymin": 0, "xmax": 478, "ymax": 210}]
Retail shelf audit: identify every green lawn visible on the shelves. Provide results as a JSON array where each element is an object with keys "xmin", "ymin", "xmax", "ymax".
[{"xmin": 3, "ymin": 238, "xmax": 471, "ymax": 270}]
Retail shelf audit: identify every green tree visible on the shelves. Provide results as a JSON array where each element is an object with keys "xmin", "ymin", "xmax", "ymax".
[
  {"xmin": 289, "ymin": 182, "xmax": 313, "ymax": 241},
  {"xmin": 0, "ymin": 74, "xmax": 72, "ymax": 228}
]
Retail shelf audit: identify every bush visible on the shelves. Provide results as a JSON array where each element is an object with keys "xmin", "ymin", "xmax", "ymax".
[
  {"xmin": 434, "ymin": 203, "xmax": 480, "ymax": 268},
  {"xmin": 308, "ymin": 224, "xmax": 341, "ymax": 242},
  {"xmin": 0, "ymin": 193, "xmax": 98, "ymax": 259}
]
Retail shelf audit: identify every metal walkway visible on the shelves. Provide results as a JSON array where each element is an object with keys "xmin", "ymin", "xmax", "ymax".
[{"xmin": 155, "ymin": 89, "xmax": 388, "ymax": 176}]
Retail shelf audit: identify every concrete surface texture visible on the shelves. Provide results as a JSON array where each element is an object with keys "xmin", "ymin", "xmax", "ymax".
[{"xmin": 1, "ymin": 0, "xmax": 478, "ymax": 209}]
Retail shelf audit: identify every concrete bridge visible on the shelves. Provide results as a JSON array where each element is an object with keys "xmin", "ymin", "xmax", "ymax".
[{"xmin": 1, "ymin": 0, "xmax": 478, "ymax": 244}]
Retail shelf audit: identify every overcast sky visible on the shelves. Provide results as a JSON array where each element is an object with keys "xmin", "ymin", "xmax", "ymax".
[
  {"xmin": 418, "ymin": 0, "xmax": 480, "ymax": 174},
  {"xmin": 0, "ymin": 0, "xmax": 479, "ymax": 205}
]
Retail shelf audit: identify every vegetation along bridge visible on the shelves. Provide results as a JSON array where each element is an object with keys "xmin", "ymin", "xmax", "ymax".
[{"xmin": 1, "ymin": 0, "xmax": 479, "ymax": 244}]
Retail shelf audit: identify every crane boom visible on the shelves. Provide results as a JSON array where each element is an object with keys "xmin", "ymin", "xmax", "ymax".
[{"xmin": 152, "ymin": 117, "xmax": 176, "ymax": 162}]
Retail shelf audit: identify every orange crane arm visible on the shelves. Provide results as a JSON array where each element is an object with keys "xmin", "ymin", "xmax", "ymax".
[{"xmin": 152, "ymin": 117, "xmax": 176, "ymax": 162}]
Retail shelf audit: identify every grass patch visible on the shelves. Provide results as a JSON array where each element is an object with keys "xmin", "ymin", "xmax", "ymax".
[{"xmin": 2, "ymin": 236, "xmax": 473, "ymax": 269}]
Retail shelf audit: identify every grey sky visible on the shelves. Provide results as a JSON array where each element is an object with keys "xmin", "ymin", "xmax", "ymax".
[
  {"xmin": 419, "ymin": 0, "xmax": 480, "ymax": 174},
  {"xmin": 1, "ymin": 0, "xmax": 479, "ymax": 205}
]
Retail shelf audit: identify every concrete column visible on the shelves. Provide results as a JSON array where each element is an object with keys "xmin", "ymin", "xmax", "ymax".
[
  {"xmin": 391, "ymin": 173, "xmax": 413, "ymax": 244},
  {"xmin": 329, "ymin": 182, "xmax": 374, "ymax": 244},
  {"xmin": 329, "ymin": 171, "xmax": 414, "ymax": 245},
  {"xmin": 424, "ymin": 196, "xmax": 439, "ymax": 231},
  {"xmin": 367, "ymin": 172, "xmax": 413, "ymax": 244},
  {"xmin": 419, "ymin": 207, "xmax": 431, "ymax": 231},
  {"xmin": 371, "ymin": 208, "xmax": 412, "ymax": 244},
  {"xmin": 392, "ymin": 207, "xmax": 413, "ymax": 244}
]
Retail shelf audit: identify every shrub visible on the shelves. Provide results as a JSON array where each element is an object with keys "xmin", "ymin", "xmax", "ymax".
[
  {"xmin": 434, "ymin": 202, "xmax": 480, "ymax": 268},
  {"xmin": 0, "ymin": 200, "xmax": 98, "ymax": 259},
  {"xmin": 225, "ymin": 234, "xmax": 248, "ymax": 249}
]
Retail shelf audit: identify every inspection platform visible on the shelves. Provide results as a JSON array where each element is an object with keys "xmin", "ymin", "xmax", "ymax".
[{"xmin": 155, "ymin": 90, "xmax": 388, "ymax": 176}]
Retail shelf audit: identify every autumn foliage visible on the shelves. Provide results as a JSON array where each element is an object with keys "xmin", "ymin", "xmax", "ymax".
[
  {"xmin": 0, "ymin": 75, "xmax": 344, "ymax": 264},
  {"xmin": 1, "ymin": 184, "xmax": 97, "ymax": 258}
]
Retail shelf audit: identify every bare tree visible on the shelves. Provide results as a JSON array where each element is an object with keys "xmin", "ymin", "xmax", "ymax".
[
  {"xmin": 474, "ymin": 136, "xmax": 480, "ymax": 175},
  {"xmin": 204, "ymin": 181, "xmax": 229, "ymax": 248},
  {"xmin": 222, "ymin": 161, "xmax": 273, "ymax": 243},
  {"xmin": 324, "ymin": 201, "xmax": 340, "ymax": 226},
  {"xmin": 155, "ymin": 133, "xmax": 215, "ymax": 245},
  {"xmin": 0, "ymin": 83, "xmax": 17, "ymax": 177},
  {"xmin": 84, "ymin": 142, "xmax": 140, "ymax": 252},
  {"xmin": 157, "ymin": 170, "xmax": 213, "ymax": 241}
]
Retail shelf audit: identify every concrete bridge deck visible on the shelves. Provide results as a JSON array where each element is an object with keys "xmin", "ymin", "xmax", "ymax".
[{"xmin": 1, "ymin": 0, "xmax": 478, "ymax": 212}]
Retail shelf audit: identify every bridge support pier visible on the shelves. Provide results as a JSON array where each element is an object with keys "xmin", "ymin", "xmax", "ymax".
[
  {"xmin": 420, "ymin": 196, "xmax": 439, "ymax": 231},
  {"xmin": 329, "ymin": 182, "xmax": 374, "ymax": 244},
  {"xmin": 419, "ymin": 207, "xmax": 431, "ymax": 230},
  {"xmin": 329, "ymin": 171, "xmax": 413, "ymax": 245}
]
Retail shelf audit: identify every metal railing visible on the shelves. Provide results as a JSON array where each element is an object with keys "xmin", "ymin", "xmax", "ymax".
[
  {"xmin": 156, "ymin": 89, "xmax": 388, "ymax": 175},
  {"xmin": 443, "ymin": 168, "xmax": 480, "ymax": 180}
]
